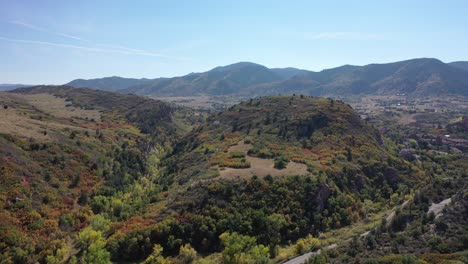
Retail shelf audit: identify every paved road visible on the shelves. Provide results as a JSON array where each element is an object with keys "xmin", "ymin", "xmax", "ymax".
[
  {"xmin": 281, "ymin": 244, "xmax": 336, "ymax": 264},
  {"xmin": 282, "ymin": 199, "xmax": 411, "ymax": 264}
]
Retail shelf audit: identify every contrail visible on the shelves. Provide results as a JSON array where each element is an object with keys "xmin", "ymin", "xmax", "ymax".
[
  {"xmin": 0, "ymin": 36, "xmax": 186, "ymax": 60},
  {"xmin": 10, "ymin": 21, "xmax": 84, "ymax": 41},
  {"xmin": 7, "ymin": 21, "xmax": 189, "ymax": 60}
]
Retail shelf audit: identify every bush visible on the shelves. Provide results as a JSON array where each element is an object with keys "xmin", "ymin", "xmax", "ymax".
[
  {"xmin": 295, "ymin": 235, "xmax": 320, "ymax": 255},
  {"xmin": 274, "ymin": 156, "xmax": 289, "ymax": 170},
  {"xmin": 230, "ymin": 152, "xmax": 245, "ymax": 158}
]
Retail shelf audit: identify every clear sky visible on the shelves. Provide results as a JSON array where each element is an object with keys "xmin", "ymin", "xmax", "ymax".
[{"xmin": 1, "ymin": 0, "xmax": 468, "ymax": 84}]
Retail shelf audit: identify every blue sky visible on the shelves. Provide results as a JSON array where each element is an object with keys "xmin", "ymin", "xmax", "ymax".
[{"xmin": 1, "ymin": 0, "xmax": 468, "ymax": 84}]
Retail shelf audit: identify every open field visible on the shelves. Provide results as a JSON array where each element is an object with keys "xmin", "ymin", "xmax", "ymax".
[
  {"xmin": 22, "ymin": 93, "xmax": 102, "ymax": 121},
  {"xmin": 0, "ymin": 92, "xmax": 100, "ymax": 141},
  {"xmin": 218, "ymin": 140, "xmax": 308, "ymax": 178}
]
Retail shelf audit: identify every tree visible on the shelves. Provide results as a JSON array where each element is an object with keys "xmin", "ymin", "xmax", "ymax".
[
  {"xmin": 46, "ymin": 247, "xmax": 69, "ymax": 264},
  {"xmin": 265, "ymin": 214, "xmax": 286, "ymax": 257},
  {"xmin": 90, "ymin": 214, "xmax": 111, "ymax": 232},
  {"xmin": 306, "ymin": 255, "xmax": 327, "ymax": 264},
  {"xmin": 77, "ymin": 227, "xmax": 102, "ymax": 249},
  {"xmin": 295, "ymin": 235, "xmax": 320, "ymax": 255},
  {"xmin": 81, "ymin": 239, "xmax": 111, "ymax": 264},
  {"xmin": 144, "ymin": 244, "xmax": 170, "ymax": 264},
  {"xmin": 177, "ymin": 244, "xmax": 197, "ymax": 264},
  {"xmin": 346, "ymin": 147, "xmax": 352, "ymax": 162},
  {"xmin": 274, "ymin": 156, "xmax": 289, "ymax": 170},
  {"xmin": 295, "ymin": 239, "xmax": 307, "ymax": 255},
  {"xmin": 219, "ymin": 232, "xmax": 269, "ymax": 264},
  {"xmin": 77, "ymin": 227, "xmax": 111, "ymax": 264}
]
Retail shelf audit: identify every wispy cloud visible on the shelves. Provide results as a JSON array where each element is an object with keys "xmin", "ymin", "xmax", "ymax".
[
  {"xmin": 10, "ymin": 20, "xmax": 84, "ymax": 41},
  {"xmin": 0, "ymin": 36, "xmax": 187, "ymax": 60},
  {"xmin": 306, "ymin": 31, "xmax": 385, "ymax": 40},
  {"xmin": 5, "ymin": 21, "xmax": 190, "ymax": 60}
]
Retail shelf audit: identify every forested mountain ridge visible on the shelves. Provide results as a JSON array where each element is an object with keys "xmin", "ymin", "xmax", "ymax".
[
  {"xmin": 0, "ymin": 84, "xmax": 34, "ymax": 91},
  {"xmin": 251, "ymin": 58, "xmax": 468, "ymax": 97},
  {"xmin": 66, "ymin": 77, "xmax": 153, "ymax": 92},
  {"xmin": 121, "ymin": 62, "xmax": 286, "ymax": 96},
  {"xmin": 449, "ymin": 61, "xmax": 468, "ymax": 72},
  {"xmin": 66, "ymin": 58, "xmax": 468, "ymax": 97}
]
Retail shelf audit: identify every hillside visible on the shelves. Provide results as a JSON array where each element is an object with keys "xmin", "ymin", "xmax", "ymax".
[
  {"xmin": 449, "ymin": 61, "xmax": 468, "ymax": 71},
  {"xmin": 66, "ymin": 58, "xmax": 468, "ymax": 97},
  {"xmin": 0, "ymin": 90, "xmax": 466, "ymax": 263},
  {"xmin": 324, "ymin": 174, "xmax": 468, "ymax": 263},
  {"xmin": 102, "ymin": 95, "xmax": 422, "ymax": 262},
  {"xmin": 0, "ymin": 86, "xmax": 195, "ymax": 263},
  {"xmin": 269, "ymin": 67, "xmax": 311, "ymax": 79},
  {"xmin": 166, "ymin": 95, "xmax": 405, "ymax": 184}
]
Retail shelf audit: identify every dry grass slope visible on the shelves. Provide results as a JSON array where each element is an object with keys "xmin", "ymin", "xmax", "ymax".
[
  {"xmin": 0, "ymin": 92, "xmax": 100, "ymax": 141},
  {"xmin": 219, "ymin": 140, "xmax": 308, "ymax": 178}
]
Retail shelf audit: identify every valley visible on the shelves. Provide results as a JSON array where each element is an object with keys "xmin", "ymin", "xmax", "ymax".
[{"xmin": 2, "ymin": 1, "xmax": 468, "ymax": 263}]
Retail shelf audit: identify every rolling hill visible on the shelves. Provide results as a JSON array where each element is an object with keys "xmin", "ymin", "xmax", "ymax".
[{"xmin": 104, "ymin": 95, "xmax": 421, "ymax": 261}]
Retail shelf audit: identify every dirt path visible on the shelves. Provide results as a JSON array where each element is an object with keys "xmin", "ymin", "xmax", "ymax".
[
  {"xmin": 427, "ymin": 198, "xmax": 452, "ymax": 219},
  {"xmin": 385, "ymin": 199, "xmax": 411, "ymax": 227}
]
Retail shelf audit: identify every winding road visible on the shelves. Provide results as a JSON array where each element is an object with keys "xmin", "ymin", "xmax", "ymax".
[
  {"xmin": 281, "ymin": 244, "xmax": 337, "ymax": 264},
  {"xmin": 282, "ymin": 199, "xmax": 411, "ymax": 264}
]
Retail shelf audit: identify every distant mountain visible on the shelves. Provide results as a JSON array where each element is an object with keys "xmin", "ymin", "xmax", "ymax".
[
  {"xmin": 449, "ymin": 61, "xmax": 468, "ymax": 71},
  {"xmin": 66, "ymin": 58, "xmax": 468, "ymax": 97},
  {"xmin": 253, "ymin": 58, "xmax": 468, "ymax": 96},
  {"xmin": 0, "ymin": 84, "xmax": 33, "ymax": 91},
  {"xmin": 123, "ymin": 62, "xmax": 284, "ymax": 96},
  {"xmin": 269, "ymin": 67, "xmax": 311, "ymax": 79},
  {"xmin": 66, "ymin": 76, "xmax": 152, "ymax": 92}
]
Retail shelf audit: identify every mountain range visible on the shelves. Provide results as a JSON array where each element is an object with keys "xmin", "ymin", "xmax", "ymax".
[
  {"xmin": 0, "ymin": 84, "xmax": 34, "ymax": 91},
  {"xmin": 66, "ymin": 58, "xmax": 468, "ymax": 97}
]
